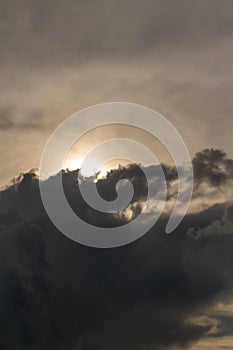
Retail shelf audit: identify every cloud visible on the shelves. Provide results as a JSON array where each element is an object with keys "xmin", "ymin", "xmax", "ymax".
[
  {"xmin": 1, "ymin": 0, "xmax": 233, "ymax": 65},
  {"xmin": 191, "ymin": 336, "xmax": 233, "ymax": 350},
  {"xmin": 188, "ymin": 204, "xmax": 233, "ymax": 238},
  {"xmin": 0, "ymin": 104, "xmax": 46, "ymax": 131},
  {"xmin": 193, "ymin": 149, "xmax": 233, "ymax": 187},
  {"xmin": 0, "ymin": 216, "xmax": 50, "ymax": 349},
  {"xmin": 0, "ymin": 149, "xmax": 233, "ymax": 349}
]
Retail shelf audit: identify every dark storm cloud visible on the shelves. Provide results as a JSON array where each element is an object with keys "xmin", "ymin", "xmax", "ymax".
[
  {"xmin": 0, "ymin": 149, "xmax": 233, "ymax": 349},
  {"xmin": 188, "ymin": 203, "xmax": 233, "ymax": 238},
  {"xmin": 0, "ymin": 217, "xmax": 50, "ymax": 349}
]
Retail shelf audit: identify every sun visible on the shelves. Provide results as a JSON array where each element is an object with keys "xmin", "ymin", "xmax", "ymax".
[
  {"xmin": 63, "ymin": 155, "xmax": 130, "ymax": 180},
  {"xmin": 63, "ymin": 156, "xmax": 100, "ymax": 178}
]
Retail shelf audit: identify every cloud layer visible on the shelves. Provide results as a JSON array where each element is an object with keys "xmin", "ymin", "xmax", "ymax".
[{"xmin": 0, "ymin": 149, "xmax": 233, "ymax": 349}]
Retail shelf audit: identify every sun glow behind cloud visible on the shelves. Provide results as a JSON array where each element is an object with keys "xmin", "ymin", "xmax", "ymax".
[
  {"xmin": 63, "ymin": 157, "xmax": 99, "ymax": 177},
  {"xmin": 63, "ymin": 153, "xmax": 131, "ymax": 179}
]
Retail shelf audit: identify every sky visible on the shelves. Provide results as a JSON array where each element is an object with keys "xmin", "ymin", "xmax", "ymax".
[
  {"xmin": 1, "ymin": 0, "xmax": 233, "ymax": 349},
  {"xmin": 0, "ymin": 0, "xmax": 233, "ymax": 184}
]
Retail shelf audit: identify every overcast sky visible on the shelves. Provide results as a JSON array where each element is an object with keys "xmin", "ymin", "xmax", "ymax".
[{"xmin": 0, "ymin": 0, "xmax": 233, "ymax": 184}]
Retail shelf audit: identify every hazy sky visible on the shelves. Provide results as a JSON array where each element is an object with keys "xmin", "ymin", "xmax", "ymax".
[{"xmin": 1, "ymin": 0, "xmax": 233, "ymax": 184}]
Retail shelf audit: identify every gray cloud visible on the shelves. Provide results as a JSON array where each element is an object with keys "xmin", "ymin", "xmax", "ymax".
[
  {"xmin": 193, "ymin": 149, "xmax": 233, "ymax": 187},
  {"xmin": 0, "ymin": 0, "xmax": 233, "ymax": 64},
  {"xmin": 0, "ymin": 149, "xmax": 233, "ymax": 349},
  {"xmin": 0, "ymin": 104, "xmax": 45, "ymax": 130}
]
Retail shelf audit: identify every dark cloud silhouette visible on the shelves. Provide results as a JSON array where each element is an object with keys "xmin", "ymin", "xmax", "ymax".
[
  {"xmin": 193, "ymin": 149, "xmax": 233, "ymax": 187},
  {"xmin": 0, "ymin": 149, "xmax": 233, "ymax": 349},
  {"xmin": 0, "ymin": 217, "xmax": 50, "ymax": 349}
]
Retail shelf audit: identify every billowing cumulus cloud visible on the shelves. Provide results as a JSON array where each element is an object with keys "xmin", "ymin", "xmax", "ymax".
[{"xmin": 0, "ymin": 149, "xmax": 233, "ymax": 349}]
